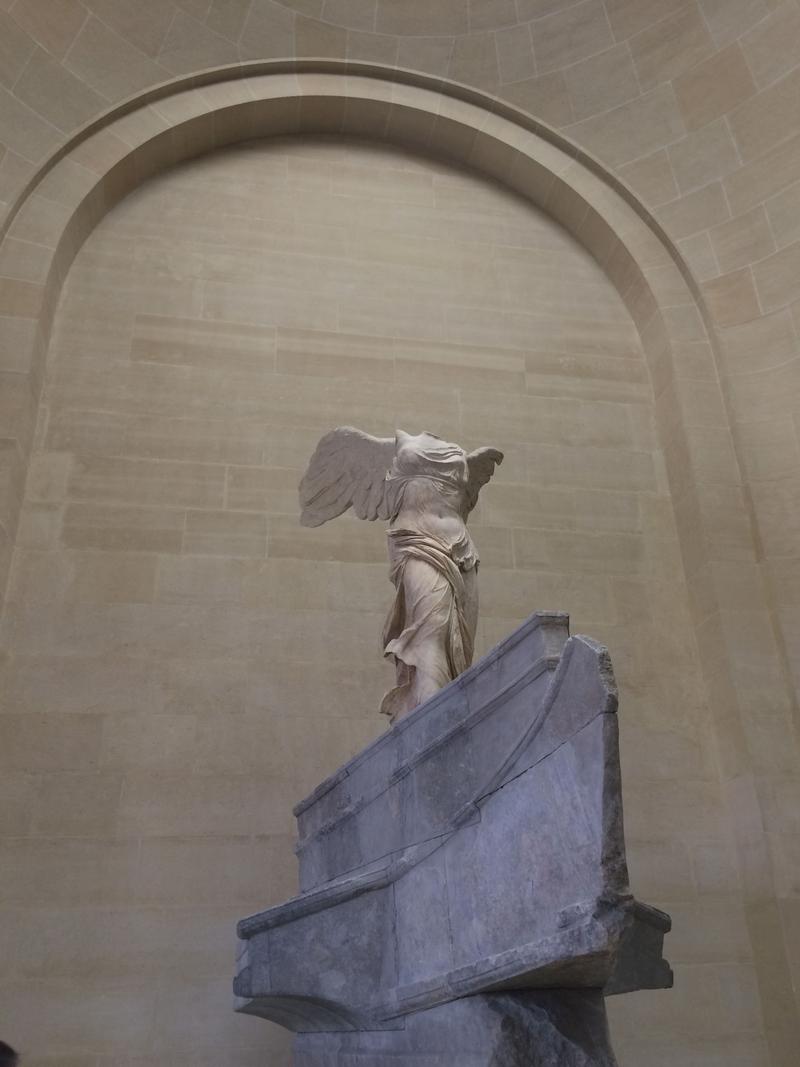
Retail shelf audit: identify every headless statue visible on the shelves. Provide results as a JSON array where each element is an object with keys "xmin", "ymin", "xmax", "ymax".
[{"xmin": 299, "ymin": 428, "xmax": 503, "ymax": 721}]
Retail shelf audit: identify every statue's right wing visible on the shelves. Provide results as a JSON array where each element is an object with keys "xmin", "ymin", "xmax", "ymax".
[{"xmin": 299, "ymin": 426, "xmax": 396, "ymax": 527}]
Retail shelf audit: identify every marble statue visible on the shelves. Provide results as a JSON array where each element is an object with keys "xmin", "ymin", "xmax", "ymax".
[{"xmin": 299, "ymin": 428, "xmax": 503, "ymax": 721}]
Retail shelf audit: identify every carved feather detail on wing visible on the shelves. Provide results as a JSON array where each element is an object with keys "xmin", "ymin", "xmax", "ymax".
[
  {"xmin": 299, "ymin": 426, "xmax": 396, "ymax": 527},
  {"xmin": 465, "ymin": 447, "xmax": 504, "ymax": 513}
]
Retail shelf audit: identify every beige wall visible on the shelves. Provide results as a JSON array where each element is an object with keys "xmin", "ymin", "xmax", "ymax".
[
  {"xmin": 0, "ymin": 3, "xmax": 798, "ymax": 1066},
  {"xmin": 0, "ymin": 135, "xmax": 746, "ymax": 1065}
]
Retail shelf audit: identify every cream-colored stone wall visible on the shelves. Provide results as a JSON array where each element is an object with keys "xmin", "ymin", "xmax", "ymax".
[
  {"xmin": 0, "ymin": 136, "xmax": 750, "ymax": 1065},
  {"xmin": 1, "ymin": 3, "xmax": 799, "ymax": 1064},
  {"xmin": 1, "ymin": 5, "xmax": 798, "ymax": 730}
]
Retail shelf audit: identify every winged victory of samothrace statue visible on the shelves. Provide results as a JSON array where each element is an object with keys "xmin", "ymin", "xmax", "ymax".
[{"xmin": 299, "ymin": 428, "xmax": 504, "ymax": 722}]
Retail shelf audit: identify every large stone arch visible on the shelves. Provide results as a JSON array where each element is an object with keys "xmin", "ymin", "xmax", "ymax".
[
  {"xmin": 1, "ymin": 60, "xmax": 736, "ymax": 601},
  {"xmin": 0, "ymin": 61, "xmax": 791, "ymax": 1064}
]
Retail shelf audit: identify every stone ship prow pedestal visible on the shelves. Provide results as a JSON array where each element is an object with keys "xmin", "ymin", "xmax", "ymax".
[{"xmin": 234, "ymin": 612, "xmax": 672, "ymax": 1064}]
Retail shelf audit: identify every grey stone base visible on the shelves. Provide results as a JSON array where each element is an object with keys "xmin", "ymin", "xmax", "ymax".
[{"xmin": 293, "ymin": 990, "xmax": 618, "ymax": 1066}]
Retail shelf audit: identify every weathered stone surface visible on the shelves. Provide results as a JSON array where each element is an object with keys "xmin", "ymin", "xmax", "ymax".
[{"xmin": 294, "ymin": 990, "xmax": 619, "ymax": 1066}]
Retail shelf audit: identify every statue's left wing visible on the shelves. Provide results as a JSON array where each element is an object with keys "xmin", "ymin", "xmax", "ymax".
[
  {"xmin": 299, "ymin": 426, "xmax": 396, "ymax": 527},
  {"xmin": 465, "ymin": 447, "xmax": 504, "ymax": 513}
]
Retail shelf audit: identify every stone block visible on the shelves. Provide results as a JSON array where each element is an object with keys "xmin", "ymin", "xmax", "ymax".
[
  {"xmin": 566, "ymin": 85, "xmax": 685, "ymax": 169},
  {"xmin": 752, "ymin": 240, "xmax": 800, "ymax": 312},
  {"xmin": 235, "ymin": 615, "xmax": 671, "ymax": 1063},
  {"xmin": 710, "ymin": 206, "xmax": 776, "ymax": 275},
  {"xmin": 532, "ymin": 0, "xmax": 613, "ymax": 74},
  {"xmin": 628, "ymin": 4, "xmax": 713, "ymax": 92},
  {"xmin": 657, "ymin": 182, "xmax": 729, "ymax": 240},
  {"xmin": 295, "ymin": 991, "xmax": 619, "ymax": 1066},
  {"xmin": 183, "ymin": 510, "xmax": 268, "ymax": 558},
  {"xmin": 729, "ymin": 65, "xmax": 800, "ymax": 163},
  {"xmin": 674, "ymin": 43, "xmax": 756, "ymax": 131},
  {"xmin": 603, "ymin": 0, "xmax": 685, "ymax": 40}
]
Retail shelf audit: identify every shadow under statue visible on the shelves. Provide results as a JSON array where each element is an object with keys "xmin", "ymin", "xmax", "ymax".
[{"xmin": 233, "ymin": 611, "xmax": 672, "ymax": 1065}]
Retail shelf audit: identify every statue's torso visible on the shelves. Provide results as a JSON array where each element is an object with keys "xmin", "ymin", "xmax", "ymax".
[{"xmin": 387, "ymin": 438, "xmax": 478, "ymax": 571}]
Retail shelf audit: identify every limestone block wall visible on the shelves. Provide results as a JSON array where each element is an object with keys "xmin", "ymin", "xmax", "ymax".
[
  {"xmin": 1, "ymin": 134, "xmax": 742, "ymax": 1066},
  {"xmin": 0, "ymin": 2, "xmax": 796, "ymax": 1065},
  {"xmin": 0, "ymin": 8, "xmax": 798, "ymax": 784}
]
